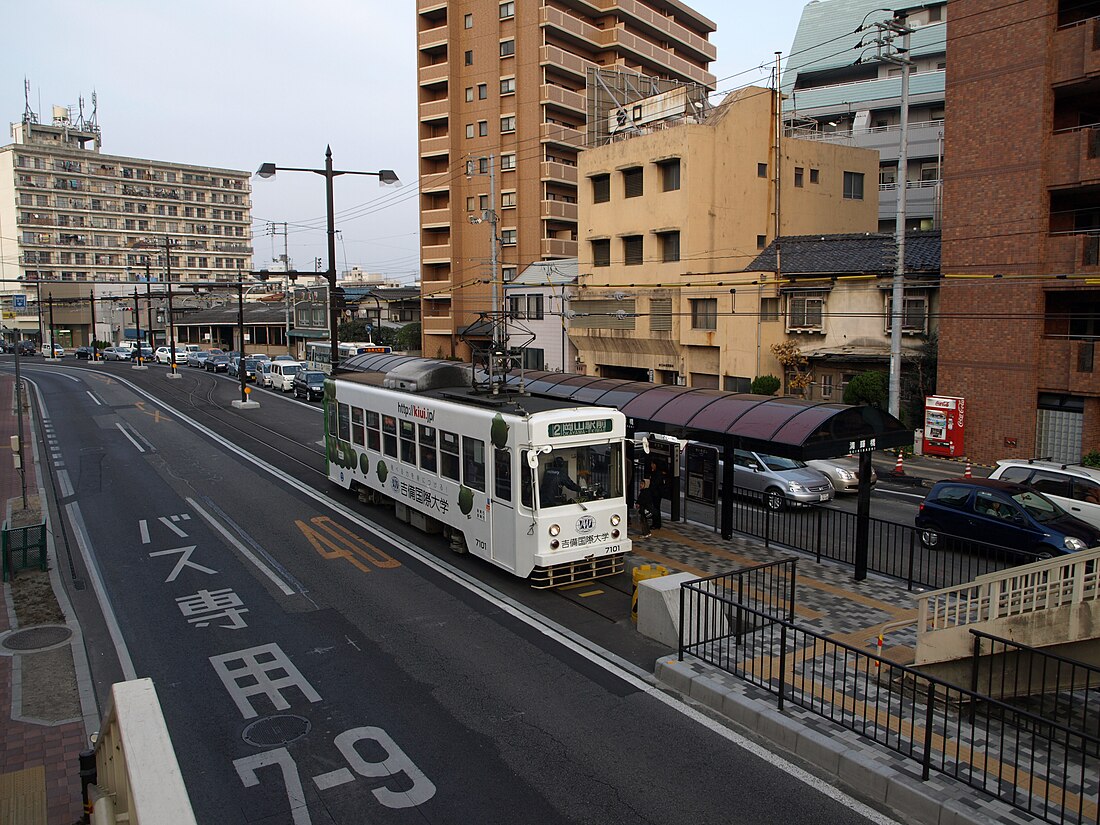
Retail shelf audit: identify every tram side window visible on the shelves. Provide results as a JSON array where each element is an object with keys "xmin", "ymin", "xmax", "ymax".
[
  {"xmin": 327, "ymin": 402, "xmax": 337, "ymax": 444},
  {"xmin": 440, "ymin": 431, "xmax": 460, "ymax": 481},
  {"xmin": 521, "ymin": 451, "xmax": 533, "ymax": 507},
  {"xmin": 350, "ymin": 407, "xmax": 365, "ymax": 447},
  {"xmin": 337, "ymin": 403, "xmax": 351, "ymax": 443},
  {"xmin": 463, "ymin": 436, "xmax": 486, "ymax": 492},
  {"xmin": 382, "ymin": 415, "xmax": 398, "ymax": 458},
  {"xmin": 494, "ymin": 448, "xmax": 512, "ymax": 501},
  {"xmin": 400, "ymin": 420, "xmax": 416, "ymax": 464},
  {"xmin": 366, "ymin": 411, "xmax": 380, "ymax": 451},
  {"xmin": 419, "ymin": 425, "xmax": 437, "ymax": 473}
]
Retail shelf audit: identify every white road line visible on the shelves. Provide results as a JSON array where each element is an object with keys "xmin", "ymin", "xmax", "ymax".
[
  {"xmin": 64, "ymin": 501, "xmax": 137, "ymax": 681},
  {"xmin": 115, "ymin": 422, "xmax": 145, "ymax": 452},
  {"xmin": 112, "ymin": 373, "xmax": 898, "ymax": 824},
  {"xmin": 158, "ymin": 515, "xmax": 189, "ymax": 538},
  {"xmin": 187, "ymin": 497, "xmax": 295, "ymax": 596},
  {"xmin": 139, "ymin": 520, "xmax": 151, "ymax": 545},
  {"xmin": 56, "ymin": 469, "xmax": 73, "ymax": 499},
  {"xmin": 86, "ymin": 391, "xmax": 101, "ymax": 406},
  {"xmin": 875, "ymin": 488, "xmax": 927, "ymax": 500}
]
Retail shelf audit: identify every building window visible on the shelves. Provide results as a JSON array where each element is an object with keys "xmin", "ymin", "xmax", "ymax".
[
  {"xmin": 478, "ymin": 120, "xmax": 488, "ymax": 137},
  {"xmin": 622, "ymin": 167, "xmax": 643, "ymax": 198},
  {"xmin": 502, "ymin": 266, "xmax": 517, "ymax": 281},
  {"xmin": 843, "ymin": 171, "xmax": 864, "ymax": 200},
  {"xmin": 501, "ymin": 229, "xmax": 517, "ymax": 245},
  {"xmin": 465, "ymin": 87, "xmax": 474, "ymax": 103},
  {"xmin": 464, "ymin": 13, "xmax": 473, "ymax": 27},
  {"xmin": 464, "ymin": 50, "xmax": 473, "ymax": 65},
  {"xmin": 760, "ymin": 297, "xmax": 779, "ymax": 321},
  {"xmin": 522, "ymin": 348, "xmax": 544, "ymax": 370},
  {"xmin": 501, "ymin": 153, "xmax": 516, "ymax": 170},
  {"xmin": 623, "ymin": 235, "xmax": 643, "ymax": 265},
  {"xmin": 885, "ymin": 295, "xmax": 929, "ymax": 334},
  {"xmin": 500, "ymin": 77, "xmax": 515, "ymax": 95},
  {"xmin": 479, "ymin": 194, "xmax": 490, "ymax": 210},
  {"xmin": 466, "ymin": 123, "xmax": 475, "ymax": 139},
  {"xmin": 810, "ymin": 168, "xmax": 820, "ymax": 184},
  {"xmin": 659, "ymin": 231, "xmax": 680, "ymax": 262},
  {"xmin": 501, "ymin": 191, "xmax": 516, "ymax": 208},
  {"xmin": 509, "ymin": 294, "xmax": 544, "ymax": 320},
  {"xmin": 820, "ymin": 374, "xmax": 833, "ymax": 399},
  {"xmin": 592, "ymin": 239, "xmax": 610, "ymax": 267},
  {"xmin": 757, "ymin": 162, "xmax": 768, "ymax": 178},
  {"xmin": 788, "ymin": 294, "xmax": 825, "ymax": 330},
  {"xmin": 478, "ymin": 83, "xmax": 488, "ymax": 100},
  {"xmin": 499, "ymin": 39, "xmax": 515, "ymax": 57},
  {"xmin": 691, "ymin": 298, "xmax": 717, "ymax": 330},
  {"xmin": 500, "ymin": 116, "xmax": 516, "ymax": 133},
  {"xmin": 794, "ymin": 167, "xmax": 804, "ymax": 187},
  {"xmin": 592, "ymin": 174, "xmax": 610, "ymax": 203},
  {"xmin": 500, "ymin": 1, "xmax": 515, "ymax": 18},
  {"xmin": 757, "ymin": 234, "xmax": 767, "ymax": 249},
  {"xmin": 658, "ymin": 158, "xmax": 680, "ymax": 191}
]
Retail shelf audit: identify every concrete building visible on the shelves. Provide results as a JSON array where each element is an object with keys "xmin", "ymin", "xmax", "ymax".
[
  {"xmin": 415, "ymin": 0, "xmax": 716, "ymax": 360},
  {"xmin": 571, "ymin": 87, "xmax": 880, "ymax": 388},
  {"xmin": 781, "ymin": 0, "xmax": 947, "ymax": 234},
  {"xmin": 937, "ymin": 0, "xmax": 1100, "ymax": 465},
  {"xmin": 503, "ymin": 258, "xmax": 577, "ymax": 372}
]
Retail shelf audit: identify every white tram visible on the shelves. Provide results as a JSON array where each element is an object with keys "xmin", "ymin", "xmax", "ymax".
[{"xmin": 326, "ymin": 359, "xmax": 630, "ymax": 587}]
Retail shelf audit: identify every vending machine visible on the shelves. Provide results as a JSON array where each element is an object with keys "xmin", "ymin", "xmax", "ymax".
[{"xmin": 923, "ymin": 395, "xmax": 966, "ymax": 457}]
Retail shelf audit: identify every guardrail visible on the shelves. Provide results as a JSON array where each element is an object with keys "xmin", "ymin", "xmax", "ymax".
[{"xmin": 679, "ymin": 582, "xmax": 1100, "ymax": 825}]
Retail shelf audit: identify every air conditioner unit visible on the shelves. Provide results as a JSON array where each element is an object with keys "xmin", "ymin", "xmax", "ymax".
[{"xmin": 203, "ymin": 333, "xmax": 211, "ymax": 341}]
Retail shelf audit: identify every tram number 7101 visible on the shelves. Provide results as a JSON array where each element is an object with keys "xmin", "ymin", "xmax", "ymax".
[{"xmin": 234, "ymin": 725, "xmax": 435, "ymax": 823}]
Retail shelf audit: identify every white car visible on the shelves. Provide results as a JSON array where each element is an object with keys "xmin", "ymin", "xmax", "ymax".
[
  {"xmin": 154, "ymin": 346, "xmax": 188, "ymax": 365},
  {"xmin": 989, "ymin": 459, "xmax": 1100, "ymax": 530}
]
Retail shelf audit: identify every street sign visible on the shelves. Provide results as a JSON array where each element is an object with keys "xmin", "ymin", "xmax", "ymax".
[{"xmin": 12, "ymin": 294, "xmax": 26, "ymax": 310}]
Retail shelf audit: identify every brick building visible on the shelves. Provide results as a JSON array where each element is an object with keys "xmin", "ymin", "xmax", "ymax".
[{"xmin": 937, "ymin": 0, "xmax": 1100, "ymax": 464}]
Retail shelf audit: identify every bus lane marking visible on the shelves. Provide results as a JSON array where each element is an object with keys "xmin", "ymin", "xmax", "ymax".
[
  {"xmin": 295, "ymin": 516, "xmax": 401, "ymax": 573},
  {"xmin": 189, "ymin": 497, "xmax": 296, "ymax": 596}
]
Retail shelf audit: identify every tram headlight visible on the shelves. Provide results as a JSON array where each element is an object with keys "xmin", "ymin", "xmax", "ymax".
[
  {"xmin": 549, "ymin": 524, "xmax": 561, "ymax": 537},
  {"xmin": 610, "ymin": 514, "xmax": 621, "ymax": 526},
  {"xmin": 611, "ymin": 529, "xmax": 620, "ymax": 539},
  {"xmin": 550, "ymin": 539, "xmax": 560, "ymax": 549}
]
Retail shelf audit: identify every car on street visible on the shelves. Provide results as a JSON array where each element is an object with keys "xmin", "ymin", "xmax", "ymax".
[
  {"xmin": 16, "ymin": 341, "xmax": 36, "ymax": 356},
  {"xmin": 229, "ymin": 358, "xmax": 261, "ymax": 382},
  {"xmin": 154, "ymin": 346, "xmax": 187, "ymax": 365},
  {"xmin": 47, "ymin": 343, "xmax": 65, "ymax": 358},
  {"xmin": 188, "ymin": 348, "xmax": 222, "ymax": 369},
  {"xmin": 292, "ymin": 370, "xmax": 326, "ymax": 401},
  {"xmin": 915, "ymin": 477, "xmax": 1100, "ymax": 559},
  {"xmin": 273, "ymin": 354, "xmax": 298, "ymax": 362},
  {"xmin": 988, "ymin": 459, "xmax": 1100, "ymax": 530},
  {"xmin": 727, "ymin": 449, "xmax": 834, "ymax": 510},
  {"xmin": 257, "ymin": 361, "xmax": 274, "ymax": 388},
  {"xmin": 807, "ymin": 456, "xmax": 878, "ymax": 494},
  {"xmin": 74, "ymin": 346, "xmax": 94, "ymax": 360},
  {"xmin": 103, "ymin": 346, "xmax": 132, "ymax": 361},
  {"xmin": 205, "ymin": 355, "xmax": 231, "ymax": 373}
]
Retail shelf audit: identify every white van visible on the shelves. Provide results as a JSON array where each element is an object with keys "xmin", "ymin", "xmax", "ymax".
[
  {"xmin": 989, "ymin": 459, "xmax": 1100, "ymax": 530},
  {"xmin": 269, "ymin": 361, "xmax": 304, "ymax": 392}
]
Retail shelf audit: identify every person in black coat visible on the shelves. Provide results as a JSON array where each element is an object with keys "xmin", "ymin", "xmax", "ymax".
[{"xmin": 645, "ymin": 460, "xmax": 666, "ymax": 530}]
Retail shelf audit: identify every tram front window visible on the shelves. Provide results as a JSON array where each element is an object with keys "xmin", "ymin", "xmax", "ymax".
[{"xmin": 536, "ymin": 444, "xmax": 622, "ymax": 508}]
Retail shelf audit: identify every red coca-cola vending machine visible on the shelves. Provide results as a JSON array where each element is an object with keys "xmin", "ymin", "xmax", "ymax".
[{"xmin": 923, "ymin": 395, "xmax": 966, "ymax": 457}]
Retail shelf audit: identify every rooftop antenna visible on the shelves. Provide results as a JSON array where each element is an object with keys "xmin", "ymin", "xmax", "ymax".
[{"xmin": 22, "ymin": 78, "xmax": 38, "ymax": 125}]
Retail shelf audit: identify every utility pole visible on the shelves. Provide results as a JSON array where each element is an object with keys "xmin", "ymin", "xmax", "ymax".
[
  {"xmin": 144, "ymin": 258, "xmax": 155, "ymax": 350},
  {"xmin": 468, "ymin": 154, "xmax": 503, "ymax": 391}
]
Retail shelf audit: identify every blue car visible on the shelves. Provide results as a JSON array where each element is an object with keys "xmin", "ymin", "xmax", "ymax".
[{"xmin": 916, "ymin": 478, "xmax": 1100, "ymax": 559}]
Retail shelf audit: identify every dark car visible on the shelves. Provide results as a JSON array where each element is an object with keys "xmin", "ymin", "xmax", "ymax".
[
  {"xmin": 16, "ymin": 341, "xmax": 36, "ymax": 356},
  {"xmin": 915, "ymin": 478, "xmax": 1100, "ymax": 559},
  {"xmin": 292, "ymin": 370, "xmax": 326, "ymax": 401},
  {"xmin": 205, "ymin": 355, "xmax": 231, "ymax": 373},
  {"xmin": 74, "ymin": 346, "xmax": 94, "ymax": 360}
]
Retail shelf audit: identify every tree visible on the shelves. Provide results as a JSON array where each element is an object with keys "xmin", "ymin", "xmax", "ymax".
[
  {"xmin": 901, "ymin": 332, "xmax": 938, "ymax": 429},
  {"xmin": 843, "ymin": 371, "xmax": 888, "ymax": 407},
  {"xmin": 751, "ymin": 375, "xmax": 781, "ymax": 396},
  {"xmin": 396, "ymin": 322, "xmax": 421, "ymax": 352},
  {"xmin": 771, "ymin": 342, "xmax": 813, "ymax": 395}
]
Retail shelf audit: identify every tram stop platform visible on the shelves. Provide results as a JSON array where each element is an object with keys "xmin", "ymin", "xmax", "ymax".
[{"xmin": 626, "ymin": 516, "xmax": 1060, "ymax": 825}]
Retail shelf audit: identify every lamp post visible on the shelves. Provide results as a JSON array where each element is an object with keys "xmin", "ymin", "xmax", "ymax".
[{"xmin": 256, "ymin": 148, "xmax": 397, "ymax": 372}]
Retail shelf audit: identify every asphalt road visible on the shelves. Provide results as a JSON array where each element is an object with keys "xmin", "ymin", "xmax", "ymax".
[{"xmin": 16, "ymin": 358, "xmax": 896, "ymax": 825}]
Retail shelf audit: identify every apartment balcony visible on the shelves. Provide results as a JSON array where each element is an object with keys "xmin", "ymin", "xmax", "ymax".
[
  {"xmin": 18, "ymin": 215, "xmax": 53, "ymax": 226},
  {"xmin": 540, "ymin": 122, "xmax": 585, "ymax": 149},
  {"xmin": 420, "ymin": 171, "xmax": 452, "ymax": 193},
  {"xmin": 1038, "ymin": 336, "xmax": 1100, "ymax": 394},
  {"xmin": 419, "ymin": 135, "xmax": 451, "ymax": 157},
  {"xmin": 540, "ymin": 6, "xmax": 606, "ymax": 48},
  {"xmin": 607, "ymin": 26, "xmax": 715, "ymax": 87},
  {"xmin": 540, "ymin": 45, "xmax": 597, "ymax": 81},
  {"xmin": 417, "ymin": 0, "xmax": 447, "ymax": 13},
  {"xmin": 419, "ymin": 98, "xmax": 450, "ymax": 122},
  {"xmin": 419, "ymin": 62, "xmax": 449, "ymax": 87},
  {"xmin": 609, "ymin": 0, "xmax": 717, "ymax": 64},
  {"xmin": 423, "ymin": 314, "xmax": 454, "ymax": 336},
  {"xmin": 541, "ymin": 200, "xmax": 578, "ymax": 221},
  {"xmin": 878, "ymin": 180, "xmax": 940, "ymax": 221},
  {"xmin": 541, "ymin": 83, "xmax": 586, "ymax": 115},
  {"xmin": 1049, "ymin": 126, "xmax": 1100, "ymax": 187},
  {"xmin": 784, "ymin": 71, "xmax": 945, "ymax": 116},
  {"xmin": 422, "ymin": 243, "xmax": 453, "ymax": 264},
  {"xmin": 420, "ymin": 207, "xmax": 451, "ymax": 227},
  {"xmin": 541, "ymin": 161, "xmax": 579, "ymax": 185},
  {"xmin": 541, "ymin": 238, "xmax": 577, "ymax": 258},
  {"xmin": 417, "ymin": 24, "xmax": 448, "ymax": 51},
  {"xmin": 1052, "ymin": 16, "xmax": 1100, "ymax": 86}
]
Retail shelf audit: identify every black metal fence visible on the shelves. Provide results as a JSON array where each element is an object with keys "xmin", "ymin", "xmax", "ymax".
[
  {"xmin": 1, "ymin": 519, "xmax": 47, "ymax": 581},
  {"xmin": 721, "ymin": 487, "xmax": 1034, "ymax": 591},
  {"xmin": 679, "ymin": 580, "xmax": 1100, "ymax": 825}
]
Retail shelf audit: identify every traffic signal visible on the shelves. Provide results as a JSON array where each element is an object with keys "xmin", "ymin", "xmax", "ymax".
[{"xmin": 331, "ymin": 287, "xmax": 346, "ymax": 311}]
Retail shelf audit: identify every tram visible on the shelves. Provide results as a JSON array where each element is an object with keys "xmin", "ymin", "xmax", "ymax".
[
  {"xmin": 305, "ymin": 341, "xmax": 392, "ymax": 373},
  {"xmin": 326, "ymin": 358, "xmax": 630, "ymax": 587}
]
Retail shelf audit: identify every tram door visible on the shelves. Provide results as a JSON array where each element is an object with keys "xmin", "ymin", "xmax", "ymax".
[{"xmin": 491, "ymin": 447, "xmax": 518, "ymax": 572}]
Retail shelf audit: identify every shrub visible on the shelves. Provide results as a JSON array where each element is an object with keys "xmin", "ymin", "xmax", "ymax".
[{"xmin": 751, "ymin": 375, "xmax": 781, "ymax": 396}]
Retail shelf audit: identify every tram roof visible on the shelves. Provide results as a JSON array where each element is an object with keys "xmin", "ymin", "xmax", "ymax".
[{"xmin": 339, "ymin": 355, "xmax": 913, "ymax": 459}]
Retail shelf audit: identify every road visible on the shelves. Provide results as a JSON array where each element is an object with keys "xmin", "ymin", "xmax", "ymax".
[{"xmin": 16, "ymin": 358, "xmax": 897, "ymax": 825}]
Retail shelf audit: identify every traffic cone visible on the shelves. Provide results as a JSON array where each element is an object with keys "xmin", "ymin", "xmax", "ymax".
[
  {"xmin": 964, "ymin": 458, "xmax": 972, "ymax": 479},
  {"xmin": 893, "ymin": 451, "xmax": 904, "ymax": 475}
]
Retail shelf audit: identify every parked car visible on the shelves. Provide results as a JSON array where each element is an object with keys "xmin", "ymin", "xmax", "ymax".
[
  {"xmin": 74, "ymin": 346, "xmax": 94, "ymax": 360},
  {"xmin": 205, "ymin": 355, "xmax": 231, "ymax": 373},
  {"xmin": 807, "ymin": 456, "xmax": 878, "ymax": 494},
  {"xmin": 46, "ymin": 343, "xmax": 65, "ymax": 358},
  {"xmin": 154, "ymin": 346, "xmax": 187, "ymax": 365},
  {"xmin": 273, "ymin": 354, "xmax": 298, "ymax": 362},
  {"xmin": 188, "ymin": 348, "xmax": 222, "ymax": 369},
  {"xmin": 730, "ymin": 449, "xmax": 834, "ymax": 510},
  {"xmin": 269, "ymin": 361, "xmax": 303, "ymax": 391},
  {"xmin": 16, "ymin": 341, "xmax": 36, "ymax": 356},
  {"xmin": 915, "ymin": 477, "xmax": 1100, "ymax": 559},
  {"xmin": 292, "ymin": 370, "xmax": 326, "ymax": 401},
  {"xmin": 229, "ymin": 358, "xmax": 261, "ymax": 382},
  {"xmin": 136, "ymin": 346, "xmax": 154, "ymax": 362},
  {"xmin": 988, "ymin": 459, "xmax": 1100, "ymax": 530},
  {"xmin": 103, "ymin": 346, "xmax": 132, "ymax": 361}
]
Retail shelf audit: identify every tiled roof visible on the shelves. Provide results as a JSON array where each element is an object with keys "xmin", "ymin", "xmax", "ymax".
[
  {"xmin": 745, "ymin": 232, "xmax": 940, "ymax": 276},
  {"xmin": 173, "ymin": 303, "xmax": 289, "ymax": 325}
]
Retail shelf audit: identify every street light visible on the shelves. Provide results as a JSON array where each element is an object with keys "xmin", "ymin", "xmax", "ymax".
[{"xmin": 256, "ymin": 147, "xmax": 398, "ymax": 372}]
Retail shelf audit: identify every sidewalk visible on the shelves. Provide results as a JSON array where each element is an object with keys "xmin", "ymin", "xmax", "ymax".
[{"xmin": 0, "ymin": 373, "xmax": 89, "ymax": 825}]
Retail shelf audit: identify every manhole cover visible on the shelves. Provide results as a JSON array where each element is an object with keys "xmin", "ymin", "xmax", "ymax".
[
  {"xmin": 3, "ymin": 625, "xmax": 71, "ymax": 651},
  {"xmin": 243, "ymin": 714, "xmax": 311, "ymax": 748}
]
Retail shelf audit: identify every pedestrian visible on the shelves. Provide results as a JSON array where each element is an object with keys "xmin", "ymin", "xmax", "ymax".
[
  {"xmin": 645, "ymin": 460, "xmax": 666, "ymax": 530},
  {"xmin": 635, "ymin": 474, "xmax": 653, "ymax": 539}
]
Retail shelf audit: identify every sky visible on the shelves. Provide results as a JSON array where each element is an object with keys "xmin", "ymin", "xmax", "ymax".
[{"xmin": 1, "ymin": 0, "xmax": 813, "ymax": 285}]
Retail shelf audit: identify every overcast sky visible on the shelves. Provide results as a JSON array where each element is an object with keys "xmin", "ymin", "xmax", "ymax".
[{"xmin": 2, "ymin": 0, "xmax": 813, "ymax": 284}]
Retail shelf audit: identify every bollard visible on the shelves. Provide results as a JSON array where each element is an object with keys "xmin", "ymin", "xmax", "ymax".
[
  {"xmin": 893, "ymin": 451, "xmax": 905, "ymax": 475},
  {"xmin": 631, "ymin": 564, "xmax": 669, "ymax": 623},
  {"xmin": 79, "ymin": 747, "xmax": 97, "ymax": 824},
  {"xmin": 964, "ymin": 458, "xmax": 972, "ymax": 479}
]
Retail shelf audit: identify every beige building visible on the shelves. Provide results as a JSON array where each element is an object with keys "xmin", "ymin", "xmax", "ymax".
[
  {"xmin": 572, "ymin": 87, "xmax": 880, "ymax": 388},
  {"xmin": 0, "ymin": 106, "xmax": 252, "ymax": 292},
  {"xmin": 415, "ymin": 0, "xmax": 716, "ymax": 360}
]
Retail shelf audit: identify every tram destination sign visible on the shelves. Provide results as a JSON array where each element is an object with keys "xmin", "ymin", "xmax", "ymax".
[{"xmin": 548, "ymin": 419, "xmax": 613, "ymax": 438}]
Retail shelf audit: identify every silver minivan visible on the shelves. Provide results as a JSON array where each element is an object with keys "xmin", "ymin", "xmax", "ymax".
[
  {"xmin": 269, "ymin": 360, "xmax": 303, "ymax": 392},
  {"xmin": 731, "ymin": 449, "xmax": 834, "ymax": 510}
]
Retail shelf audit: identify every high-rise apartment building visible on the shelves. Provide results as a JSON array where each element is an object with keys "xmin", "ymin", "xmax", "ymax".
[
  {"xmin": 781, "ymin": 0, "xmax": 947, "ymax": 234},
  {"xmin": 0, "ymin": 104, "xmax": 252, "ymax": 290},
  {"xmin": 416, "ymin": 0, "xmax": 716, "ymax": 360},
  {"xmin": 938, "ymin": 0, "xmax": 1100, "ymax": 463}
]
